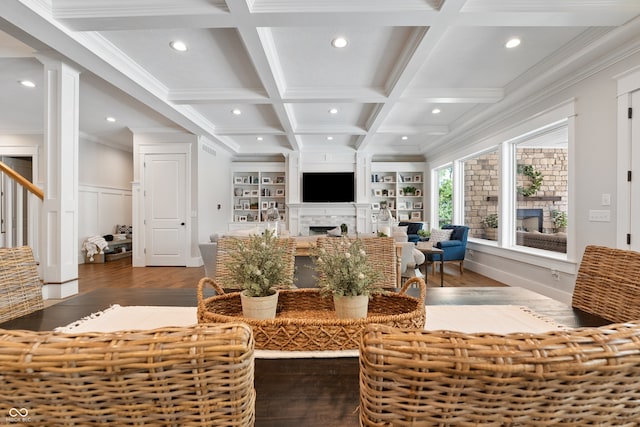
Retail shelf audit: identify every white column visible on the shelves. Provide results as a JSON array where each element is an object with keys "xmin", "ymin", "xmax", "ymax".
[{"xmin": 37, "ymin": 53, "xmax": 80, "ymax": 298}]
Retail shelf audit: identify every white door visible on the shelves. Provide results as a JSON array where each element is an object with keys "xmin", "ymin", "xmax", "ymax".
[
  {"xmin": 632, "ymin": 90, "xmax": 640, "ymax": 252},
  {"xmin": 144, "ymin": 153, "xmax": 187, "ymax": 266}
]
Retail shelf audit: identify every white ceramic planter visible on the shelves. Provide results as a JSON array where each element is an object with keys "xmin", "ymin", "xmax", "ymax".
[
  {"xmin": 333, "ymin": 294, "xmax": 369, "ymax": 319},
  {"xmin": 240, "ymin": 290, "xmax": 278, "ymax": 319}
]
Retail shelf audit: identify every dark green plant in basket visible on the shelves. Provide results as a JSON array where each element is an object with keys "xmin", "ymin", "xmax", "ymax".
[{"xmin": 227, "ymin": 229, "xmax": 292, "ymax": 297}]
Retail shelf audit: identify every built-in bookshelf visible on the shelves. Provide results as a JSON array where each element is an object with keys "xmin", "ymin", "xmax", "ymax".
[
  {"xmin": 370, "ymin": 170, "xmax": 424, "ymax": 223},
  {"xmin": 232, "ymin": 171, "xmax": 286, "ymax": 225}
]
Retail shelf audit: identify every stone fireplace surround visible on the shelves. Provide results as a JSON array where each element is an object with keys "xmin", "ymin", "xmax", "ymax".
[{"xmin": 287, "ymin": 203, "xmax": 372, "ymax": 236}]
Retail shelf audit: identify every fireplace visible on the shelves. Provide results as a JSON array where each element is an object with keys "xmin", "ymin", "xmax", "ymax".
[{"xmin": 516, "ymin": 209, "xmax": 543, "ymax": 232}]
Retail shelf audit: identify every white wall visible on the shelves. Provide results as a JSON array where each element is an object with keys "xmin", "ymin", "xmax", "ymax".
[
  {"xmin": 429, "ymin": 49, "xmax": 640, "ymax": 303},
  {"xmin": 197, "ymin": 140, "xmax": 232, "ymax": 242}
]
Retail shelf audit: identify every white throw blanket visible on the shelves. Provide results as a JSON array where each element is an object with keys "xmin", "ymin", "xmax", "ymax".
[
  {"xmin": 55, "ymin": 304, "xmax": 567, "ymax": 358},
  {"xmin": 82, "ymin": 236, "xmax": 109, "ymax": 261}
]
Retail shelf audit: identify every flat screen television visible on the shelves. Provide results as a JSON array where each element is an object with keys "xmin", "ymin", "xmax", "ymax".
[{"xmin": 302, "ymin": 172, "xmax": 355, "ymax": 203}]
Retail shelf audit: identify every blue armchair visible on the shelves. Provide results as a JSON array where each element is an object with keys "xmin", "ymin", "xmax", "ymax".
[{"xmin": 427, "ymin": 225, "xmax": 469, "ymax": 274}]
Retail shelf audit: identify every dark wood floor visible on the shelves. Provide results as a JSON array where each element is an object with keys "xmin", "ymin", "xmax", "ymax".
[{"xmin": 76, "ymin": 257, "xmax": 506, "ymax": 296}]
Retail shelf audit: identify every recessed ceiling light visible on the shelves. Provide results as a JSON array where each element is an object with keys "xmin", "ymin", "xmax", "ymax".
[
  {"xmin": 401, "ymin": 136, "xmax": 408, "ymax": 141},
  {"xmin": 505, "ymin": 38, "xmax": 521, "ymax": 49},
  {"xmin": 19, "ymin": 80, "xmax": 35, "ymax": 88},
  {"xmin": 169, "ymin": 40, "xmax": 188, "ymax": 52},
  {"xmin": 327, "ymin": 136, "xmax": 334, "ymax": 141},
  {"xmin": 231, "ymin": 109, "xmax": 242, "ymax": 115},
  {"xmin": 329, "ymin": 108, "xmax": 338, "ymax": 114},
  {"xmin": 106, "ymin": 116, "xmax": 116, "ymax": 122},
  {"xmin": 331, "ymin": 37, "xmax": 348, "ymax": 48},
  {"xmin": 256, "ymin": 136, "xmax": 263, "ymax": 141},
  {"xmin": 432, "ymin": 108, "xmax": 441, "ymax": 114}
]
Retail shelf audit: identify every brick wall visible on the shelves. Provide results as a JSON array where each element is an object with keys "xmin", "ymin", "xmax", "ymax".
[{"xmin": 463, "ymin": 148, "xmax": 568, "ymax": 239}]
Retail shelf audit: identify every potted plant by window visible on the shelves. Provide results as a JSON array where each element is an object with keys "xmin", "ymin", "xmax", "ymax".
[
  {"xmin": 417, "ymin": 228, "xmax": 430, "ymax": 241},
  {"xmin": 551, "ymin": 210, "xmax": 567, "ymax": 233},
  {"xmin": 311, "ymin": 237, "xmax": 383, "ymax": 319},
  {"xmin": 481, "ymin": 214, "xmax": 499, "ymax": 241},
  {"xmin": 227, "ymin": 229, "xmax": 292, "ymax": 319}
]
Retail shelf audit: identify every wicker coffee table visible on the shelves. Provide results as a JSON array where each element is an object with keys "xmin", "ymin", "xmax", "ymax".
[{"xmin": 197, "ymin": 277, "xmax": 426, "ymax": 351}]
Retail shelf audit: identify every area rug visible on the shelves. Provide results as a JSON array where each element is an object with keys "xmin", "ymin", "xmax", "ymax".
[{"xmin": 55, "ymin": 304, "xmax": 567, "ymax": 358}]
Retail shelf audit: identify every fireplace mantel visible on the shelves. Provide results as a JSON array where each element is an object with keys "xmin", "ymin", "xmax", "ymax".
[{"xmin": 287, "ymin": 203, "xmax": 371, "ymax": 236}]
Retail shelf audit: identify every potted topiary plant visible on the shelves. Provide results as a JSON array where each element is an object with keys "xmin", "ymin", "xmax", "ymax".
[
  {"xmin": 481, "ymin": 214, "xmax": 499, "ymax": 241},
  {"xmin": 417, "ymin": 228, "xmax": 430, "ymax": 241},
  {"xmin": 311, "ymin": 237, "xmax": 383, "ymax": 319},
  {"xmin": 227, "ymin": 229, "xmax": 292, "ymax": 319},
  {"xmin": 551, "ymin": 210, "xmax": 567, "ymax": 233}
]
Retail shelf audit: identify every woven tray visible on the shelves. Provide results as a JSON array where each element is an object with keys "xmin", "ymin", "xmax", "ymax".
[{"xmin": 197, "ymin": 277, "xmax": 426, "ymax": 351}]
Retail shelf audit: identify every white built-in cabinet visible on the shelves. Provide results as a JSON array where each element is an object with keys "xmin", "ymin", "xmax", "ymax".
[
  {"xmin": 370, "ymin": 167, "xmax": 425, "ymax": 224},
  {"xmin": 231, "ymin": 167, "xmax": 286, "ymax": 227}
]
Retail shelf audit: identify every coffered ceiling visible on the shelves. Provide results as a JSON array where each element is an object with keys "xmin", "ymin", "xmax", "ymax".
[{"xmin": 1, "ymin": 0, "xmax": 639, "ymax": 158}]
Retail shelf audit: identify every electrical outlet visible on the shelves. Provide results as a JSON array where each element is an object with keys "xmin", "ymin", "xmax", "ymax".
[
  {"xmin": 601, "ymin": 193, "xmax": 611, "ymax": 206},
  {"xmin": 550, "ymin": 269, "xmax": 560, "ymax": 281}
]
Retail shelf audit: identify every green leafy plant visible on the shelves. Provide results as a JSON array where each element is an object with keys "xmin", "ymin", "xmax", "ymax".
[
  {"xmin": 311, "ymin": 237, "xmax": 383, "ymax": 297},
  {"xmin": 482, "ymin": 214, "xmax": 499, "ymax": 229},
  {"xmin": 551, "ymin": 210, "xmax": 567, "ymax": 229},
  {"xmin": 517, "ymin": 164, "xmax": 543, "ymax": 197},
  {"xmin": 227, "ymin": 229, "xmax": 292, "ymax": 297},
  {"xmin": 417, "ymin": 229, "xmax": 430, "ymax": 239},
  {"xmin": 403, "ymin": 186, "xmax": 417, "ymax": 195}
]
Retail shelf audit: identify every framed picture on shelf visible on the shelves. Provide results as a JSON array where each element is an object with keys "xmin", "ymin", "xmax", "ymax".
[
  {"xmin": 242, "ymin": 202, "xmax": 250, "ymax": 210},
  {"xmin": 406, "ymin": 201, "xmax": 413, "ymax": 209},
  {"xmin": 403, "ymin": 176, "xmax": 413, "ymax": 183},
  {"xmin": 234, "ymin": 204, "xmax": 242, "ymax": 210},
  {"xmin": 269, "ymin": 201, "xmax": 277, "ymax": 208},
  {"xmin": 275, "ymin": 189, "xmax": 285, "ymax": 196},
  {"xmin": 399, "ymin": 213, "xmax": 409, "ymax": 221},
  {"xmin": 411, "ymin": 211, "xmax": 422, "ymax": 220},
  {"xmin": 398, "ymin": 189, "xmax": 404, "ymax": 196},
  {"xmin": 262, "ymin": 177, "xmax": 272, "ymax": 184},
  {"xmin": 243, "ymin": 177, "xmax": 250, "ymax": 184},
  {"xmin": 397, "ymin": 202, "xmax": 407, "ymax": 210},
  {"xmin": 371, "ymin": 202, "xmax": 380, "ymax": 210},
  {"xmin": 414, "ymin": 202, "xmax": 423, "ymax": 209},
  {"xmin": 414, "ymin": 175, "xmax": 422, "ymax": 182},
  {"xmin": 238, "ymin": 215, "xmax": 247, "ymax": 222},
  {"xmin": 234, "ymin": 176, "xmax": 243, "ymax": 184},
  {"xmin": 275, "ymin": 176, "xmax": 285, "ymax": 184},
  {"xmin": 388, "ymin": 189, "xmax": 395, "ymax": 197},
  {"xmin": 261, "ymin": 201, "xmax": 268, "ymax": 210},
  {"xmin": 240, "ymin": 199, "xmax": 249, "ymax": 208},
  {"xmin": 388, "ymin": 201, "xmax": 395, "ymax": 209},
  {"xmin": 250, "ymin": 189, "xmax": 259, "ymax": 196},
  {"xmin": 374, "ymin": 189, "xmax": 382, "ymax": 197},
  {"xmin": 243, "ymin": 190, "xmax": 251, "ymax": 196},
  {"xmin": 415, "ymin": 189, "xmax": 422, "ymax": 197},
  {"xmin": 383, "ymin": 176, "xmax": 393, "ymax": 183}
]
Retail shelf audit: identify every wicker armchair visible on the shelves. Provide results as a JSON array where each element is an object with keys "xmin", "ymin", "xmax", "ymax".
[
  {"xmin": 316, "ymin": 236, "xmax": 398, "ymax": 289},
  {"xmin": 360, "ymin": 323, "xmax": 640, "ymax": 426},
  {"xmin": 0, "ymin": 323, "xmax": 255, "ymax": 426},
  {"xmin": 572, "ymin": 245, "xmax": 640, "ymax": 323},
  {"xmin": 0, "ymin": 246, "xmax": 43, "ymax": 323},
  {"xmin": 214, "ymin": 236, "xmax": 296, "ymax": 290}
]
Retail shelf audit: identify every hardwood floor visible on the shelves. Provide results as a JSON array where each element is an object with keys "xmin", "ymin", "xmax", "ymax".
[{"xmin": 74, "ymin": 257, "xmax": 505, "ymax": 297}]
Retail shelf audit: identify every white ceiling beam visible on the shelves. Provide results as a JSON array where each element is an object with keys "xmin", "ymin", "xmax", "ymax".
[{"xmin": 402, "ymin": 88, "xmax": 503, "ymax": 103}]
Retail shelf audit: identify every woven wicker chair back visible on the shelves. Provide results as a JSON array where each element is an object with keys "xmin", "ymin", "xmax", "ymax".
[
  {"xmin": 0, "ymin": 246, "xmax": 43, "ymax": 323},
  {"xmin": 316, "ymin": 236, "xmax": 397, "ymax": 289},
  {"xmin": 214, "ymin": 236, "xmax": 296, "ymax": 289},
  {"xmin": 0, "ymin": 323, "xmax": 255, "ymax": 426},
  {"xmin": 360, "ymin": 322, "xmax": 640, "ymax": 426},
  {"xmin": 572, "ymin": 245, "xmax": 640, "ymax": 323}
]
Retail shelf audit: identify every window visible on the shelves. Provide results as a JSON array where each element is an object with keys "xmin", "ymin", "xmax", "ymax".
[
  {"xmin": 513, "ymin": 123, "xmax": 568, "ymax": 254},
  {"xmin": 462, "ymin": 149, "xmax": 499, "ymax": 241},
  {"xmin": 436, "ymin": 166, "xmax": 452, "ymax": 228}
]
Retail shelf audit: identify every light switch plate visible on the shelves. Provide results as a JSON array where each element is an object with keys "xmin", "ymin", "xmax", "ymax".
[{"xmin": 589, "ymin": 209, "xmax": 610, "ymax": 222}]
